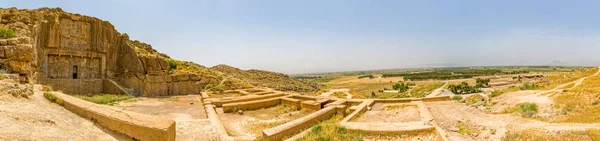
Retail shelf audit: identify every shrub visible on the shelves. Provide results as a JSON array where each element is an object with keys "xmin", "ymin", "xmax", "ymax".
[
  {"xmin": 451, "ymin": 95, "xmax": 463, "ymax": 101},
  {"xmin": 465, "ymin": 94, "xmax": 485, "ymax": 106},
  {"xmin": 167, "ymin": 59, "xmax": 179, "ymax": 70},
  {"xmin": 301, "ymin": 115, "xmax": 363, "ymax": 141},
  {"xmin": 448, "ymin": 82, "xmax": 481, "ymax": 94},
  {"xmin": 0, "ymin": 28, "xmax": 17, "ymax": 39},
  {"xmin": 43, "ymin": 92, "xmax": 57, "ymax": 102},
  {"xmin": 44, "ymin": 92, "xmax": 63, "ymax": 105},
  {"xmin": 75, "ymin": 94, "xmax": 133, "ymax": 105},
  {"xmin": 518, "ymin": 102, "xmax": 538, "ymax": 117},
  {"xmin": 490, "ymin": 90, "xmax": 504, "ymax": 97},
  {"xmin": 311, "ymin": 124, "xmax": 322, "ymax": 134},
  {"xmin": 520, "ymin": 83, "xmax": 540, "ymax": 90}
]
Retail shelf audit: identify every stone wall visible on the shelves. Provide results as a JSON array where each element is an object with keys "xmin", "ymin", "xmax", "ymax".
[
  {"xmin": 49, "ymin": 92, "xmax": 176, "ymax": 141},
  {"xmin": 0, "ymin": 37, "xmax": 34, "ymax": 81},
  {"xmin": 40, "ymin": 79, "xmax": 103, "ymax": 94}
]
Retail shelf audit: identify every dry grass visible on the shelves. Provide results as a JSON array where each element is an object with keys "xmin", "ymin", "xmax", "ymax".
[
  {"xmin": 502, "ymin": 128, "xmax": 592, "ymax": 141},
  {"xmin": 551, "ymin": 70, "xmax": 600, "ymax": 123},
  {"xmin": 331, "ymin": 92, "xmax": 347, "ymax": 98},
  {"xmin": 536, "ymin": 67, "xmax": 598, "ymax": 90},
  {"xmin": 456, "ymin": 121, "xmax": 477, "ymax": 137},
  {"xmin": 465, "ymin": 94, "xmax": 485, "ymax": 106},
  {"xmin": 299, "ymin": 115, "xmax": 363, "ymax": 141},
  {"xmin": 386, "ymin": 104, "xmax": 416, "ymax": 110},
  {"xmin": 74, "ymin": 94, "xmax": 132, "ymax": 105},
  {"xmin": 589, "ymin": 128, "xmax": 600, "ymax": 141},
  {"xmin": 326, "ymin": 75, "xmax": 443, "ymax": 99}
]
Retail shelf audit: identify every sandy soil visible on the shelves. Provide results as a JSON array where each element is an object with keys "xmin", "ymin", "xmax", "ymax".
[
  {"xmin": 113, "ymin": 95, "xmax": 219, "ymax": 141},
  {"xmin": 0, "ymin": 85, "xmax": 131, "ymax": 141},
  {"xmin": 115, "ymin": 95, "xmax": 206, "ymax": 119},
  {"xmin": 490, "ymin": 67, "xmax": 600, "ymax": 115},
  {"xmin": 363, "ymin": 131, "xmax": 436, "ymax": 141},
  {"xmin": 428, "ymin": 101, "xmax": 600, "ymax": 141},
  {"xmin": 353, "ymin": 103, "xmax": 421, "ymax": 123},
  {"xmin": 219, "ymin": 105, "xmax": 313, "ymax": 140}
]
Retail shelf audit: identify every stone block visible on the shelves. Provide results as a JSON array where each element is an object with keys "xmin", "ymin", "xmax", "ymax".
[
  {"xmin": 6, "ymin": 38, "xmax": 18, "ymax": 45},
  {"xmin": 17, "ymin": 37, "xmax": 29, "ymax": 44}
]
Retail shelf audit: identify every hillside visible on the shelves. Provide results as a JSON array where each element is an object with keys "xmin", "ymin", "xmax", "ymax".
[
  {"xmin": 0, "ymin": 7, "xmax": 319, "ymax": 95},
  {"xmin": 211, "ymin": 65, "xmax": 321, "ymax": 92}
]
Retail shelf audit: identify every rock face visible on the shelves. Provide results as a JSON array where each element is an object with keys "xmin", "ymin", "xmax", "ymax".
[{"xmin": 0, "ymin": 7, "xmax": 320, "ymax": 96}]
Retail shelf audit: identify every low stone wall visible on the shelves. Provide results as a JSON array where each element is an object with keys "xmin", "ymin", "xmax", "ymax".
[
  {"xmin": 204, "ymin": 105, "xmax": 233, "ymax": 140},
  {"xmin": 341, "ymin": 100, "xmax": 373, "ymax": 122},
  {"xmin": 252, "ymin": 91, "xmax": 275, "ymax": 95},
  {"xmin": 301, "ymin": 101, "xmax": 321, "ymax": 111},
  {"xmin": 372, "ymin": 98, "xmax": 415, "ymax": 103},
  {"xmin": 222, "ymin": 97, "xmax": 283, "ymax": 113},
  {"xmin": 370, "ymin": 96, "xmax": 451, "ymax": 103},
  {"xmin": 262, "ymin": 106, "xmax": 338, "ymax": 141},
  {"xmin": 48, "ymin": 92, "xmax": 176, "ymax": 141},
  {"xmin": 340, "ymin": 122, "xmax": 435, "ymax": 135},
  {"xmin": 212, "ymin": 93, "xmax": 285, "ymax": 107},
  {"xmin": 281, "ymin": 97, "xmax": 301, "ymax": 110},
  {"xmin": 289, "ymin": 94, "xmax": 318, "ymax": 101},
  {"xmin": 40, "ymin": 79, "xmax": 104, "ymax": 94},
  {"xmin": 434, "ymin": 126, "xmax": 450, "ymax": 141},
  {"xmin": 422, "ymin": 96, "xmax": 451, "ymax": 102},
  {"xmin": 324, "ymin": 99, "xmax": 346, "ymax": 108}
]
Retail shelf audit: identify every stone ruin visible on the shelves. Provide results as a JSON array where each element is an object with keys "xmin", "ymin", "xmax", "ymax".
[
  {"xmin": 1, "ymin": 7, "xmax": 456, "ymax": 141},
  {"xmin": 0, "ymin": 7, "xmax": 221, "ymax": 96}
]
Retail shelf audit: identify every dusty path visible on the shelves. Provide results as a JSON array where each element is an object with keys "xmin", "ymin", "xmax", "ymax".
[
  {"xmin": 426, "ymin": 81, "xmax": 449, "ymax": 97},
  {"xmin": 0, "ymin": 85, "xmax": 131, "ymax": 141},
  {"xmin": 320, "ymin": 88, "xmax": 353, "ymax": 99},
  {"xmin": 203, "ymin": 76, "xmax": 230, "ymax": 92},
  {"xmin": 492, "ymin": 67, "xmax": 600, "ymax": 114},
  {"xmin": 542, "ymin": 66, "xmax": 600, "ymax": 94}
]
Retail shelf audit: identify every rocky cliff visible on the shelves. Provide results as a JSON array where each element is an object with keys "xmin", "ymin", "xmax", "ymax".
[{"xmin": 0, "ymin": 7, "xmax": 319, "ymax": 96}]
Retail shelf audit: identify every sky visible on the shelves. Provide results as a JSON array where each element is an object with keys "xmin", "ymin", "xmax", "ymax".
[{"xmin": 3, "ymin": 0, "xmax": 600, "ymax": 74}]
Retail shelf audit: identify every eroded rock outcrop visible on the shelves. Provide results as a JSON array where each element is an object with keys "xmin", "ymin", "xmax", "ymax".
[{"xmin": 0, "ymin": 7, "xmax": 319, "ymax": 96}]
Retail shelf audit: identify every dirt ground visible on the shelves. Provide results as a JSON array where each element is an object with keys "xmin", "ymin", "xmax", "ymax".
[
  {"xmin": 219, "ymin": 105, "xmax": 314, "ymax": 140},
  {"xmin": 0, "ymin": 85, "xmax": 131, "ymax": 141},
  {"xmin": 112, "ymin": 95, "xmax": 220, "ymax": 141},
  {"xmin": 427, "ymin": 100, "xmax": 600, "ymax": 141},
  {"xmin": 489, "ymin": 90, "xmax": 554, "ymax": 114},
  {"xmin": 362, "ymin": 131, "xmax": 437, "ymax": 141},
  {"xmin": 114, "ymin": 95, "xmax": 206, "ymax": 119},
  {"xmin": 353, "ymin": 103, "xmax": 422, "ymax": 123}
]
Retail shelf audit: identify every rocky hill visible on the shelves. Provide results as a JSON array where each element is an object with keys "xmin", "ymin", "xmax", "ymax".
[
  {"xmin": 211, "ymin": 65, "xmax": 321, "ymax": 92},
  {"xmin": 0, "ymin": 7, "xmax": 319, "ymax": 95}
]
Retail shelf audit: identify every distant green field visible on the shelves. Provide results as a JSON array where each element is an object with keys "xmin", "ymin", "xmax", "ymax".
[{"xmin": 292, "ymin": 66, "xmax": 589, "ymax": 82}]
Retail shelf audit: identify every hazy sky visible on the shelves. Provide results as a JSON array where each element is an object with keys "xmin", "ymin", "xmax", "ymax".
[{"xmin": 4, "ymin": 0, "xmax": 600, "ymax": 74}]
